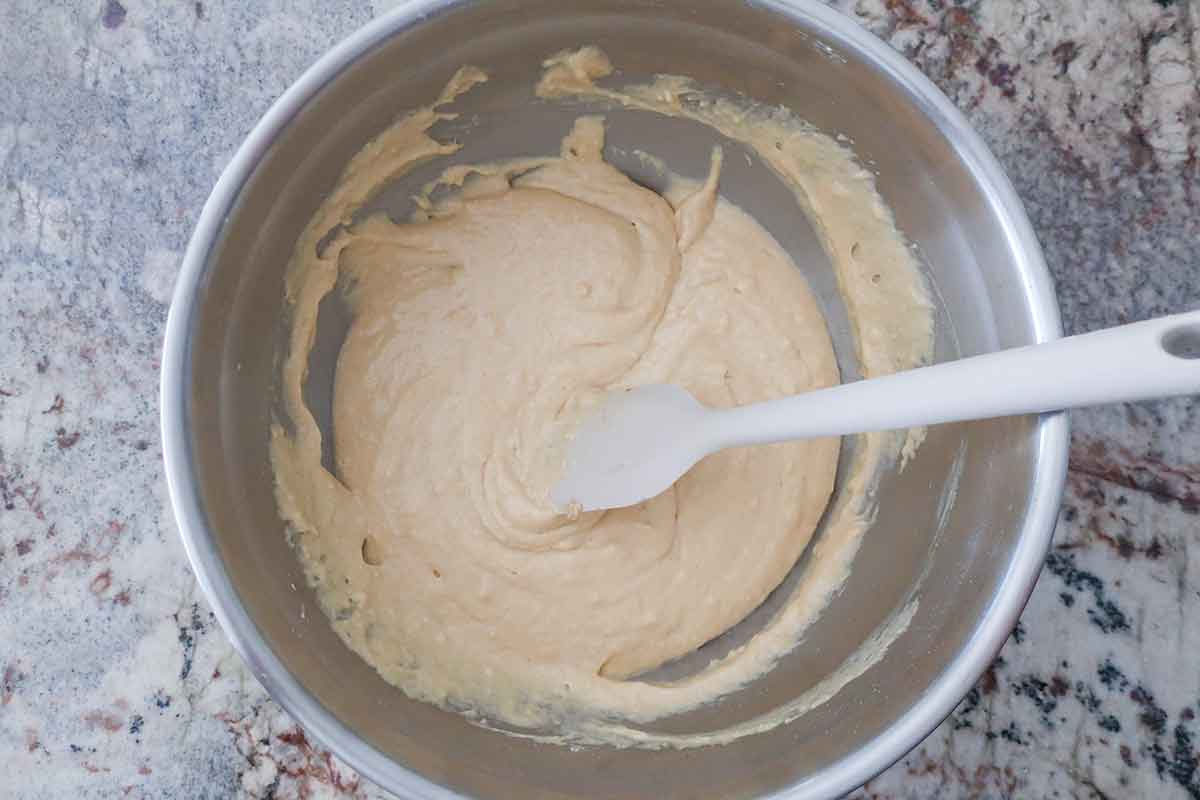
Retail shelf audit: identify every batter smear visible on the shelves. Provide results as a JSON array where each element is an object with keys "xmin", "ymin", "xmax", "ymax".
[{"xmin": 271, "ymin": 49, "xmax": 932, "ymax": 747}]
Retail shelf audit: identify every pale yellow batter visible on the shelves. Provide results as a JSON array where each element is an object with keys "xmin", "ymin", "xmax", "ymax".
[{"xmin": 271, "ymin": 49, "xmax": 933, "ymax": 747}]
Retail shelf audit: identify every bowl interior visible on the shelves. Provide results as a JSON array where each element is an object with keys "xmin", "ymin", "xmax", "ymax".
[{"xmin": 182, "ymin": 1, "xmax": 1058, "ymax": 797}]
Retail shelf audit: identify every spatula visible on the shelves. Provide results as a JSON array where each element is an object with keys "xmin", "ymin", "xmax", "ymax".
[{"xmin": 552, "ymin": 310, "xmax": 1200, "ymax": 513}]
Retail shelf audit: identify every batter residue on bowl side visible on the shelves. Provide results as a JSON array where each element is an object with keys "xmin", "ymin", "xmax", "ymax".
[{"xmin": 270, "ymin": 47, "xmax": 932, "ymax": 748}]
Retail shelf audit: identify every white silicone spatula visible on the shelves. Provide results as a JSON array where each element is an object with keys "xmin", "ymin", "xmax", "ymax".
[{"xmin": 552, "ymin": 310, "xmax": 1200, "ymax": 513}]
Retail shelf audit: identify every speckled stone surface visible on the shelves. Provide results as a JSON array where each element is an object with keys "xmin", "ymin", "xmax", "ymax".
[{"xmin": 1, "ymin": 1, "xmax": 1197, "ymax": 797}]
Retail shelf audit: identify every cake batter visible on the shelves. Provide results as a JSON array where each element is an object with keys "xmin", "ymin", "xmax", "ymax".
[{"xmin": 270, "ymin": 48, "xmax": 933, "ymax": 747}]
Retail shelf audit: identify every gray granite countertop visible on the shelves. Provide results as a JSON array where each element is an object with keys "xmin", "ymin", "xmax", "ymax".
[{"xmin": 2, "ymin": 0, "xmax": 1198, "ymax": 797}]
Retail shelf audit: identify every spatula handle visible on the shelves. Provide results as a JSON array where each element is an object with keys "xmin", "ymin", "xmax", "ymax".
[{"xmin": 713, "ymin": 310, "xmax": 1200, "ymax": 448}]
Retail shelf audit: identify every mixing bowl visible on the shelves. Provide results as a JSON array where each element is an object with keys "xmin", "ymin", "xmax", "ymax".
[{"xmin": 161, "ymin": 1, "xmax": 1068, "ymax": 796}]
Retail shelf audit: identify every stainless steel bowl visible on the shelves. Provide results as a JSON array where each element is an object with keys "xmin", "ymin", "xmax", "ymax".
[{"xmin": 161, "ymin": 1, "xmax": 1068, "ymax": 797}]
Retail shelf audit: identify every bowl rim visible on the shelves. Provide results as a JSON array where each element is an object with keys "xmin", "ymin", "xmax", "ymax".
[{"xmin": 160, "ymin": 1, "xmax": 1069, "ymax": 797}]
